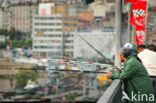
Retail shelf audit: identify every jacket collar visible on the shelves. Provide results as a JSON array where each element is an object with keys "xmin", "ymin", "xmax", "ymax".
[{"xmin": 127, "ymin": 54, "xmax": 137, "ymax": 61}]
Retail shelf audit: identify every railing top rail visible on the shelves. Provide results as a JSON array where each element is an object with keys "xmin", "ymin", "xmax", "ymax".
[{"xmin": 97, "ymin": 79, "xmax": 122, "ymax": 103}]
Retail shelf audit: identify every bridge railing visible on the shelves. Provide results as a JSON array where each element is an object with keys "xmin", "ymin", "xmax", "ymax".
[{"xmin": 97, "ymin": 79, "xmax": 122, "ymax": 103}]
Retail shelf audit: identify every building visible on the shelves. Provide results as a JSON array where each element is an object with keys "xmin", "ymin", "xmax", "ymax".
[
  {"xmin": 32, "ymin": 15, "xmax": 63, "ymax": 57},
  {"xmin": 50, "ymin": 4, "xmax": 78, "ymax": 57},
  {"xmin": 39, "ymin": 3, "xmax": 54, "ymax": 15},
  {"xmin": 51, "ymin": 5, "xmax": 68, "ymax": 16},
  {"xmin": 67, "ymin": 0, "xmax": 88, "ymax": 16},
  {"xmin": 146, "ymin": 1, "xmax": 156, "ymax": 44},
  {"xmin": 0, "ymin": 9, "xmax": 2, "ymax": 29},
  {"xmin": 10, "ymin": 3, "xmax": 38, "ymax": 34},
  {"xmin": 74, "ymin": 31, "xmax": 115, "ymax": 59},
  {"xmin": 1, "ymin": 0, "xmax": 11, "ymax": 30},
  {"xmin": 9, "ymin": 0, "xmax": 39, "ymax": 4}
]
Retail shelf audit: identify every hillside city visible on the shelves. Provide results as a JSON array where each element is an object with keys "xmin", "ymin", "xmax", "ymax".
[{"xmin": 0, "ymin": 0, "xmax": 156, "ymax": 103}]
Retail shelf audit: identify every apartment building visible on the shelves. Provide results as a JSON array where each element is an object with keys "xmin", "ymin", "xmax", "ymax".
[
  {"xmin": 1, "ymin": 0, "xmax": 11, "ymax": 30},
  {"xmin": 32, "ymin": 15, "xmax": 63, "ymax": 57},
  {"xmin": 10, "ymin": 3, "xmax": 38, "ymax": 34},
  {"xmin": 51, "ymin": 4, "xmax": 78, "ymax": 57}
]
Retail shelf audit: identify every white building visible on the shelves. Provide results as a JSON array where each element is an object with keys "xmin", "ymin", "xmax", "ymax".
[
  {"xmin": 39, "ymin": 3, "xmax": 54, "ymax": 15},
  {"xmin": 63, "ymin": 32, "xmax": 74, "ymax": 57},
  {"xmin": 74, "ymin": 31, "xmax": 115, "ymax": 59},
  {"xmin": 32, "ymin": 15, "xmax": 63, "ymax": 57}
]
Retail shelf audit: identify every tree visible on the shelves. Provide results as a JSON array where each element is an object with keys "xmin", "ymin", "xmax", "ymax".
[
  {"xmin": 0, "ymin": 29, "xmax": 8, "ymax": 36},
  {"xmin": 65, "ymin": 94, "xmax": 76, "ymax": 101},
  {"xmin": 15, "ymin": 70, "xmax": 39, "ymax": 88},
  {"xmin": 4, "ymin": 74, "xmax": 16, "ymax": 88}
]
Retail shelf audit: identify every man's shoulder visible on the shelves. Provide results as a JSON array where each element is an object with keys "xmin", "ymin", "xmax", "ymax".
[
  {"xmin": 138, "ymin": 49, "xmax": 156, "ymax": 57},
  {"xmin": 138, "ymin": 49, "xmax": 148, "ymax": 57},
  {"xmin": 127, "ymin": 56, "xmax": 141, "ymax": 66}
]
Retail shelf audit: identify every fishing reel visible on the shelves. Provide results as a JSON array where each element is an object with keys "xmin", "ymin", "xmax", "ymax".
[{"xmin": 109, "ymin": 66, "xmax": 122, "ymax": 73}]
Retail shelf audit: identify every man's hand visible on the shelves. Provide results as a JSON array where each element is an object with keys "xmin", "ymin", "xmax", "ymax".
[{"xmin": 107, "ymin": 72, "xmax": 112, "ymax": 79}]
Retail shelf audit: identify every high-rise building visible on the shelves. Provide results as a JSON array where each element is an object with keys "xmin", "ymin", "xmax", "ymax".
[
  {"xmin": 32, "ymin": 2, "xmax": 79, "ymax": 57},
  {"xmin": 10, "ymin": 3, "xmax": 38, "ymax": 34},
  {"xmin": 32, "ymin": 15, "xmax": 63, "ymax": 57},
  {"xmin": 62, "ymin": 15, "xmax": 78, "ymax": 57}
]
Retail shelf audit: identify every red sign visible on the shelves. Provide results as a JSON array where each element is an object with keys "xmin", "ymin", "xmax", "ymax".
[
  {"xmin": 41, "ymin": 9, "xmax": 47, "ymax": 15},
  {"xmin": 131, "ymin": 0, "xmax": 148, "ymax": 28},
  {"xmin": 130, "ymin": 0, "xmax": 148, "ymax": 45},
  {"xmin": 136, "ymin": 26, "xmax": 146, "ymax": 45}
]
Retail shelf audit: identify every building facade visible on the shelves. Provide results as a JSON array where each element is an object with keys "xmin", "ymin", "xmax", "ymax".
[
  {"xmin": 1, "ymin": 0, "xmax": 11, "ymax": 30},
  {"xmin": 32, "ymin": 15, "xmax": 63, "ymax": 57},
  {"xmin": 10, "ymin": 3, "xmax": 38, "ymax": 34},
  {"xmin": 9, "ymin": 0, "xmax": 39, "ymax": 4},
  {"xmin": 67, "ymin": 0, "xmax": 87, "ymax": 16},
  {"xmin": 1, "ymin": 8, "xmax": 11, "ymax": 30},
  {"xmin": 74, "ymin": 31, "xmax": 115, "ymax": 59},
  {"xmin": 50, "ymin": 4, "xmax": 78, "ymax": 57},
  {"xmin": 0, "ymin": 9, "xmax": 2, "ymax": 29}
]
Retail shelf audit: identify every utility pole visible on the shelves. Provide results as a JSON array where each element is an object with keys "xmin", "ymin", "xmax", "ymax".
[
  {"xmin": 132, "ymin": 26, "xmax": 136, "ymax": 45},
  {"xmin": 115, "ymin": 0, "xmax": 122, "ymax": 67},
  {"xmin": 128, "ymin": 3, "xmax": 132, "ymax": 43}
]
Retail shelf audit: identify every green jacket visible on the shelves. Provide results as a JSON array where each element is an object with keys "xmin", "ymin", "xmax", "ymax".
[{"xmin": 111, "ymin": 55, "xmax": 155, "ymax": 103}]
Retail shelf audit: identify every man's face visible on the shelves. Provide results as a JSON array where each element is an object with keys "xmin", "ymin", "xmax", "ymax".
[{"xmin": 120, "ymin": 54, "xmax": 125, "ymax": 62}]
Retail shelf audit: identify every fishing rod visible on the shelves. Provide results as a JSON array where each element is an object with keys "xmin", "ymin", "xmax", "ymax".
[
  {"xmin": 106, "ymin": 13, "xmax": 115, "ymax": 38},
  {"xmin": 64, "ymin": 24, "xmax": 120, "ymax": 70},
  {"xmin": 7, "ymin": 67, "xmax": 108, "ymax": 74},
  {"xmin": 15, "ymin": 69, "xmax": 108, "ymax": 96}
]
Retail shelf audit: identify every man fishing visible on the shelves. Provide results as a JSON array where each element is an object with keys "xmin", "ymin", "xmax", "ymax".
[{"xmin": 107, "ymin": 48, "xmax": 154, "ymax": 103}]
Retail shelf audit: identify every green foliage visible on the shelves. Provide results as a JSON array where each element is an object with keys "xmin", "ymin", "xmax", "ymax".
[
  {"xmin": 0, "ymin": 29, "xmax": 8, "ymax": 36},
  {"xmin": 0, "ymin": 95, "xmax": 4, "ymax": 100},
  {"xmin": 6, "ymin": 38, "xmax": 32, "ymax": 49},
  {"xmin": 24, "ymin": 94, "xmax": 32, "ymax": 99},
  {"xmin": 15, "ymin": 70, "xmax": 38, "ymax": 88},
  {"xmin": 65, "ymin": 94, "xmax": 76, "ymax": 101},
  {"xmin": 0, "ymin": 28, "xmax": 32, "ymax": 49},
  {"xmin": 8, "ymin": 28, "xmax": 23, "ymax": 40},
  {"xmin": 4, "ymin": 74, "xmax": 16, "ymax": 80},
  {"xmin": 33, "ymin": 94, "xmax": 41, "ymax": 99}
]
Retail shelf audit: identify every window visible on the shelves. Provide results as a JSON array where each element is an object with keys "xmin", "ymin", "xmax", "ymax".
[
  {"xmin": 48, "ymin": 46, "xmax": 54, "ymax": 49},
  {"xmin": 49, "ymin": 17, "xmax": 55, "ymax": 20},
  {"xmin": 40, "ymin": 46, "xmax": 47, "ymax": 49},
  {"xmin": 55, "ymin": 29, "xmax": 62, "ymax": 32},
  {"xmin": 34, "ymin": 46, "xmax": 39, "ymax": 49},
  {"xmin": 56, "ymin": 17, "xmax": 62, "ymax": 20}
]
